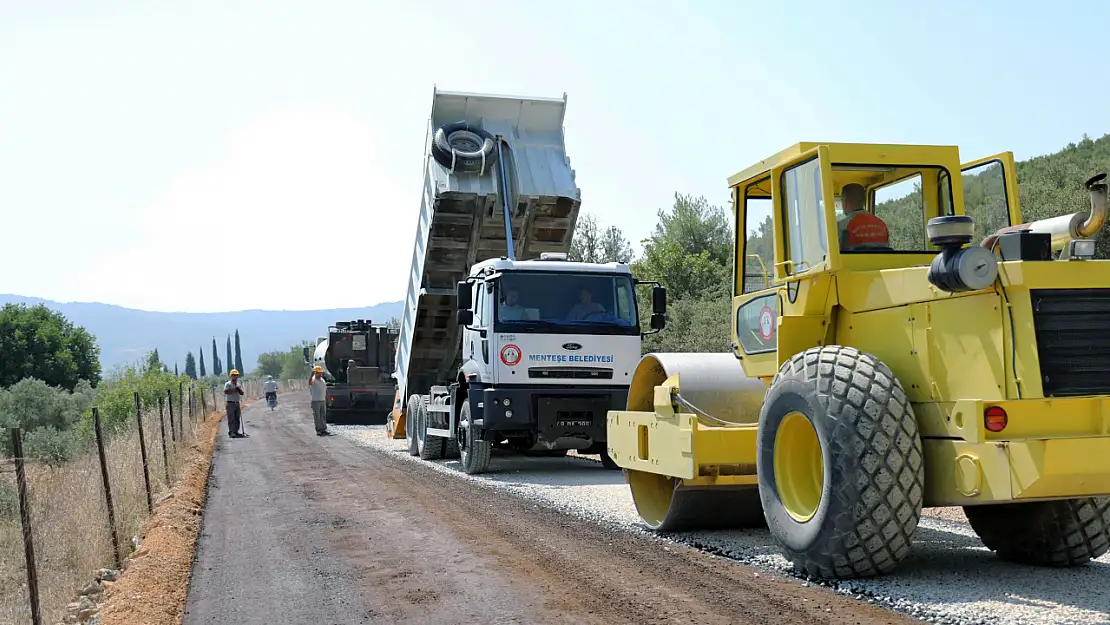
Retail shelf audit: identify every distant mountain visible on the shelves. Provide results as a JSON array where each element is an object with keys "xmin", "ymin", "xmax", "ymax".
[{"xmin": 0, "ymin": 294, "xmax": 403, "ymax": 375}]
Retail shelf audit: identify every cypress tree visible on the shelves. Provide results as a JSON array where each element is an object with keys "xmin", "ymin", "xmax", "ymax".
[{"xmin": 234, "ymin": 329, "xmax": 244, "ymax": 375}]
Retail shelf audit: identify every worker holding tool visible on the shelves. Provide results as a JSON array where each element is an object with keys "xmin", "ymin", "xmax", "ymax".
[
  {"xmin": 308, "ymin": 365, "xmax": 331, "ymax": 436},
  {"xmin": 224, "ymin": 369, "xmax": 247, "ymax": 438}
]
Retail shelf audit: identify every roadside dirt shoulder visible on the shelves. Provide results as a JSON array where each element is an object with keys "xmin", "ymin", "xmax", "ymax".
[{"xmin": 96, "ymin": 400, "xmax": 236, "ymax": 625}]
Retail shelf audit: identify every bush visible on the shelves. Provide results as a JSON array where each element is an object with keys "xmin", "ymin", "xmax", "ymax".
[
  {"xmin": 0, "ymin": 379, "xmax": 94, "ymax": 457},
  {"xmin": 23, "ymin": 427, "xmax": 83, "ymax": 466}
]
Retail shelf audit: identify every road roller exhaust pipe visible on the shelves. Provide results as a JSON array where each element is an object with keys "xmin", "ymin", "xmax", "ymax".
[
  {"xmin": 1025, "ymin": 172, "xmax": 1108, "ymax": 250},
  {"xmin": 981, "ymin": 172, "xmax": 1107, "ymax": 251},
  {"xmin": 1080, "ymin": 172, "xmax": 1108, "ymax": 238}
]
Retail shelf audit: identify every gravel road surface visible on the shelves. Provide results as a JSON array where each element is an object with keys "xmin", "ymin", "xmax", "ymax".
[
  {"xmin": 183, "ymin": 395, "xmax": 909, "ymax": 625},
  {"xmin": 336, "ymin": 423, "xmax": 1110, "ymax": 625}
]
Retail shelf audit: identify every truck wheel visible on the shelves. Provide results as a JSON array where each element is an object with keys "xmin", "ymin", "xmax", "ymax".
[
  {"xmin": 964, "ymin": 497, "xmax": 1110, "ymax": 566},
  {"xmin": 445, "ymin": 438, "xmax": 460, "ymax": 459},
  {"xmin": 458, "ymin": 402, "xmax": 491, "ymax": 474},
  {"xmin": 405, "ymin": 396, "xmax": 420, "ymax": 456},
  {"xmin": 417, "ymin": 399, "xmax": 445, "ymax": 459},
  {"xmin": 757, "ymin": 345, "xmax": 924, "ymax": 579}
]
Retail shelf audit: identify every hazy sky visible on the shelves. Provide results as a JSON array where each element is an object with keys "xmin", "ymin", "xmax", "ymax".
[{"xmin": 2, "ymin": 0, "xmax": 1105, "ymax": 313}]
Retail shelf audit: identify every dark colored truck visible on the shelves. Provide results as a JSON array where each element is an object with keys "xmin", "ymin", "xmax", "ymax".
[{"xmin": 303, "ymin": 320, "xmax": 399, "ymax": 424}]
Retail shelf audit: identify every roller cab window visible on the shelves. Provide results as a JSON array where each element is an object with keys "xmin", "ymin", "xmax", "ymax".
[{"xmin": 831, "ymin": 164, "xmax": 953, "ymax": 253}]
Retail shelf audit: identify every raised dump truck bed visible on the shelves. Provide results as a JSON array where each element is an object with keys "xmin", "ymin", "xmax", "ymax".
[{"xmin": 394, "ymin": 88, "xmax": 582, "ymax": 402}]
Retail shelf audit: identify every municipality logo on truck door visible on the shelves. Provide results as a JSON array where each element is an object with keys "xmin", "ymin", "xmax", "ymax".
[{"xmin": 500, "ymin": 344, "xmax": 522, "ymax": 366}]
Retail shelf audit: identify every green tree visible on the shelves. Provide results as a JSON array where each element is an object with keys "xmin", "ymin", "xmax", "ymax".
[
  {"xmin": 199, "ymin": 348, "xmax": 207, "ymax": 377},
  {"xmin": 234, "ymin": 329, "xmax": 244, "ymax": 374},
  {"xmin": 255, "ymin": 350, "xmax": 285, "ymax": 378},
  {"xmin": 0, "ymin": 303, "xmax": 101, "ymax": 390},
  {"xmin": 226, "ymin": 335, "xmax": 234, "ymax": 374},
  {"xmin": 144, "ymin": 348, "xmax": 163, "ymax": 375},
  {"xmin": 212, "ymin": 338, "xmax": 221, "ymax": 376},
  {"xmin": 631, "ymin": 193, "xmax": 735, "ymax": 354},
  {"xmin": 570, "ymin": 213, "xmax": 634, "ymax": 263},
  {"xmin": 184, "ymin": 352, "xmax": 198, "ymax": 379}
]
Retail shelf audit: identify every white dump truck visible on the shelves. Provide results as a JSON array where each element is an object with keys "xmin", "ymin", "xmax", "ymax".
[{"xmin": 389, "ymin": 88, "xmax": 666, "ymax": 474}]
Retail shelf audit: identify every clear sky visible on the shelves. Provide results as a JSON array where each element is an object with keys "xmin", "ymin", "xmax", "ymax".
[{"xmin": 2, "ymin": 0, "xmax": 1105, "ymax": 313}]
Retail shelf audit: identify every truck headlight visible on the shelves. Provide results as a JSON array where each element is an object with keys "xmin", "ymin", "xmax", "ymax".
[
  {"xmin": 502, "ymin": 398, "xmax": 511, "ymax": 406},
  {"xmin": 505, "ymin": 409, "xmax": 514, "ymax": 418}
]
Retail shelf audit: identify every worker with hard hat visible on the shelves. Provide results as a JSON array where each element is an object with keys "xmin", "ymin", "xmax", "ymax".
[
  {"xmin": 224, "ymin": 369, "xmax": 247, "ymax": 438},
  {"xmin": 308, "ymin": 365, "xmax": 331, "ymax": 436}
]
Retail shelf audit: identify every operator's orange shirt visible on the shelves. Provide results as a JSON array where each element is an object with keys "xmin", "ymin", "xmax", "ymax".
[{"xmin": 843, "ymin": 213, "xmax": 889, "ymax": 248}]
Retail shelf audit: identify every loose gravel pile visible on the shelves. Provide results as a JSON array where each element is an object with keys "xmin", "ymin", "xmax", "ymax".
[{"xmin": 335, "ymin": 425, "xmax": 1110, "ymax": 625}]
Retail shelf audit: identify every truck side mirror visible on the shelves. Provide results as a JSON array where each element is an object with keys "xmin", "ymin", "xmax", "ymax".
[
  {"xmin": 456, "ymin": 281, "xmax": 472, "ymax": 310},
  {"xmin": 652, "ymin": 285, "xmax": 667, "ymax": 315},
  {"xmin": 456, "ymin": 309, "xmax": 474, "ymax": 325},
  {"xmin": 650, "ymin": 313, "xmax": 666, "ymax": 331},
  {"xmin": 302, "ymin": 346, "xmax": 310, "ymax": 364}
]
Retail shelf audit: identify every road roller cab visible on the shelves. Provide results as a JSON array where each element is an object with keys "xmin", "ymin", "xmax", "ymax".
[{"xmin": 608, "ymin": 141, "xmax": 1110, "ymax": 579}]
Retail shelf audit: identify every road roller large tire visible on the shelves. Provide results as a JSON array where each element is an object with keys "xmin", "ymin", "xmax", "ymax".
[
  {"xmin": 964, "ymin": 497, "xmax": 1110, "ymax": 566},
  {"xmin": 757, "ymin": 345, "xmax": 924, "ymax": 579},
  {"xmin": 627, "ymin": 470, "xmax": 767, "ymax": 532}
]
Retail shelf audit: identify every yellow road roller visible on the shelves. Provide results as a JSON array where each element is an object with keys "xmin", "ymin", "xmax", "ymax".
[{"xmin": 607, "ymin": 142, "xmax": 1110, "ymax": 579}]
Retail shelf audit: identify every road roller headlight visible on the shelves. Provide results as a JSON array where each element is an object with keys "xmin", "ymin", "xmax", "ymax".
[{"xmin": 926, "ymin": 216, "xmax": 998, "ymax": 293}]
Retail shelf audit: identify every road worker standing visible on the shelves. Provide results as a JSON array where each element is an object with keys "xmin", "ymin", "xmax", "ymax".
[
  {"xmin": 224, "ymin": 369, "xmax": 246, "ymax": 438},
  {"xmin": 309, "ymin": 365, "xmax": 331, "ymax": 436}
]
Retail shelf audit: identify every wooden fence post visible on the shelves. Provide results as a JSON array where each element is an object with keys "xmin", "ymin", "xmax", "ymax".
[
  {"xmin": 167, "ymin": 389, "xmax": 176, "ymax": 443},
  {"xmin": 11, "ymin": 428, "xmax": 42, "ymax": 625},
  {"xmin": 157, "ymin": 395, "xmax": 170, "ymax": 483},
  {"xmin": 133, "ymin": 393, "xmax": 153, "ymax": 514},
  {"xmin": 92, "ymin": 408, "xmax": 122, "ymax": 568}
]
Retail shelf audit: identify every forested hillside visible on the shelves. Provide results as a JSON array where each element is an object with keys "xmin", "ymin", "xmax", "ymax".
[{"xmin": 572, "ymin": 133, "xmax": 1110, "ymax": 356}]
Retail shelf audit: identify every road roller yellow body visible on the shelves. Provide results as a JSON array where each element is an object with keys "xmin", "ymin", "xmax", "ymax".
[{"xmin": 608, "ymin": 142, "xmax": 1110, "ymax": 579}]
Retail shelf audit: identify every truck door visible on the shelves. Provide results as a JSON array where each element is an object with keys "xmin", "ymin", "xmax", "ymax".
[{"xmin": 466, "ymin": 282, "xmax": 489, "ymax": 366}]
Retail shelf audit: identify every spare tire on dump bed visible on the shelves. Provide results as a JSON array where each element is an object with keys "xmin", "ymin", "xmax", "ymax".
[{"xmin": 430, "ymin": 121, "xmax": 498, "ymax": 175}]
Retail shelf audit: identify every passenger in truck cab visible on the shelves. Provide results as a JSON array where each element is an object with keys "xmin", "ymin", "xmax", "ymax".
[
  {"xmin": 837, "ymin": 183, "xmax": 890, "ymax": 251},
  {"xmin": 499, "ymin": 287, "xmax": 526, "ymax": 321},
  {"xmin": 567, "ymin": 287, "xmax": 605, "ymax": 320}
]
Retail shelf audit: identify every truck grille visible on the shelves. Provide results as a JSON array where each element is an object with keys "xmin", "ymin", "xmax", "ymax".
[
  {"xmin": 1030, "ymin": 288, "xmax": 1110, "ymax": 397},
  {"xmin": 528, "ymin": 367, "xmax": 613, "ymax": 380}
]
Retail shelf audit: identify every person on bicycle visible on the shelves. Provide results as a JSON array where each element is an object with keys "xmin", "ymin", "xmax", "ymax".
[{"xmin": 263, "ymin": 375, "xmax": 279, "ymax": 406}]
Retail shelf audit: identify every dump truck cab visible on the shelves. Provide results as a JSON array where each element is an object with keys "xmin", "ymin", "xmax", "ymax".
[{"xmin": 609, "ymin": 141, "xmax": 1110, "ymax": 580}]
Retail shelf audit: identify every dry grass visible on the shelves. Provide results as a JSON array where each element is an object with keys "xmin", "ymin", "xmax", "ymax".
[{"xmin": 0, "ymin": 379, "xmax": 284, "ymax": 624}]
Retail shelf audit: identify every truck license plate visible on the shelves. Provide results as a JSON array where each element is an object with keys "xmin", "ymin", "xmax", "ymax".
[{"xmin": 557, "ymin": 419, "xmax": 592, "ymax": 427}]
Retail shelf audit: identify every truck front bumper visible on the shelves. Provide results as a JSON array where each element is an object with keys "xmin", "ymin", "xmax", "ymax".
[{"xmin": 474, "ymin": 385, "xmax": 628, "ymax": 446}]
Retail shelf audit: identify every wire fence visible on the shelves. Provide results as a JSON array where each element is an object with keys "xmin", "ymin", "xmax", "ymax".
[{"xmin": 0, "ymin": 376, "xmax": 306, "ymax": 625}]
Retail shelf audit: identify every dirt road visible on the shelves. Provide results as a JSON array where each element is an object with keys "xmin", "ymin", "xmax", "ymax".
[{"xmin": 183, "ymin": 394, "xmax": 914, "ymax": 625}]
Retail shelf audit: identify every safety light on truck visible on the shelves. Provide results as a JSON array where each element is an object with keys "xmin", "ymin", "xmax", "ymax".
[{"xmin": 984, "ymin": 406, "xmax": 1008, "ymax": 432}]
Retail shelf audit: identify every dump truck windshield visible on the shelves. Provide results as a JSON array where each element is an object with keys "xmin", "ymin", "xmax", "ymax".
[
  {"xmin": 494, "ymin": 271, "xmax": 639, "ymax": 335},
  {"xmin": 832, "ymin": 164, "xmax": 954, "ymax": 253}
]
